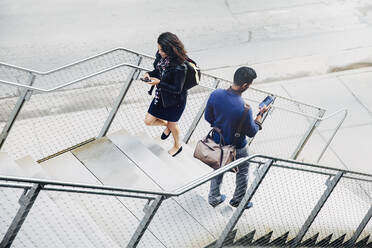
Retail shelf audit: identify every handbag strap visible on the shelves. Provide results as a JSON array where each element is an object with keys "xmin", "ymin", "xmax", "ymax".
[
  {"xmin": 233, "ymin": 104, "xmax": 249, "ymax": 146},
  {"xmin": 207, "ymin": 127, "xmax": 225, "ymax": 147}
]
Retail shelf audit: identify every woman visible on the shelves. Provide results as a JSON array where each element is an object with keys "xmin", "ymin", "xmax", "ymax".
[{"xmin": 143, "ymin": 32, "xmax": 188, "ymax": 157}]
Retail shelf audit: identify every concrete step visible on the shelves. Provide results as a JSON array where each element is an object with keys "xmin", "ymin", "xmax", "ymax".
[
  {"xmin": 71, "ymin": 136, "xmax": 160, "ymax": 191},
  {"xmin": 137, "ymin": 133, "xmax": 237, "ymax": 238},
  {"xmin": 108, "ymin": 129, "xmax": 200, "ymax": 191},
  {"xmin": 137, "ymin": 132, "xmax": 211, "ymax": 186},
  {"xmin": 107, "ymin": 130, "xmax": 218, "ymax": 247},
  {"xmin": 0, "ymin": 152, "xmax": 65, "ymax": 247},
  {"xmin": 39, "ymin": 151, "xmax": 164, "ymax": 248},
  {"xmin": 15, "ymin": 155, "xmax": 118, "ymax": 248}
]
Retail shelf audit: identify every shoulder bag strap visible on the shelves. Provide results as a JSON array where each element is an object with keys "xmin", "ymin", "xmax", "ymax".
[{"xmin": 233, "ymin": 104, "xmax": 250, "ymax": 146}]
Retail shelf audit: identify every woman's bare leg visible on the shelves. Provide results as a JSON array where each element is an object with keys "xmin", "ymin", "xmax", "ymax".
[
  {"xmin": 144, "ymin": 113, "xmax": 167, "ymax": 127},
  {"xmin": 167, "ymin": 121, "xmax": 182, "ymax": 155}
]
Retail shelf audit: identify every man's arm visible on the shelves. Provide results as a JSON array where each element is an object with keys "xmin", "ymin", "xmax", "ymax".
[
  {"xmin": 204, "ymin": 94, "xmax": 215, "ymax": 125},
  {"xmin": 245, "ymin": 106, "xmax": 269, "ymax": 137},
  {"xmin": 245, "ymin": 108, "xmax": 260, "ymax": 138}
]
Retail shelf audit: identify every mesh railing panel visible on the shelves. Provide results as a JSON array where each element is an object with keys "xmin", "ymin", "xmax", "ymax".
[
  {"xmin": 1, "ymin": 67, "xmax": 134, "ymax": 160},
  {"xmin": 108, "ymin": 74, "xmax": 215, "ymax": 143},
  {"xmin": 302, "ymin": 174, "xmax": 371, "ymax": 243},
  {"xmin": 143, "ymin": 197, "xmax": 216, "ymax": 248},
  {"xmin": 232, "ymin": 161, "xmax": 336, "ymax": 244},
  {"xmin": 0, "ymin": 188, "xmax": 24, "ymax": 240},
  {"xmin": 0, "ymin": 65, "xmax": 31, "ymax": 99},
  {"xmin": 32, "ymin": 49, "xmax": 140, "ymax": 89},
  {"xmin": 6, "ymin": 186, "xmax": 163, "ymax": 248}
]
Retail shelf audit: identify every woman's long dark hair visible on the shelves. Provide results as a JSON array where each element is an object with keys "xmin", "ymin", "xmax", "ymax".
[{"xmin": 158, "ymin": 32, "xmax": 187, "ymax": 64}]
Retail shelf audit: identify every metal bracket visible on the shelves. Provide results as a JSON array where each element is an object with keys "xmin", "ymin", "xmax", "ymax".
[
  {"xmin": 325, "ymin": 175, "xmax": 332, "ymax": 187},
  {"xmin": 143, "ymin": 199, "xmax": 152, "ymax": 212},
  {"xmin": 18, "ymin": 188, "xmax": 30, "ymax": 206},
  {"xmin": 24, "ymin": 90, "xmax": 33, "ymax": 101},
  {"xmin": 128, "ymin": 195, "xmax": 165, "ymax": 248}
]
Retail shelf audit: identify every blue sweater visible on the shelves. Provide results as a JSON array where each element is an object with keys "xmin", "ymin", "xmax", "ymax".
[{"xmin": 204, "ymin": 88, "xmax": 259, "ymax": 149}]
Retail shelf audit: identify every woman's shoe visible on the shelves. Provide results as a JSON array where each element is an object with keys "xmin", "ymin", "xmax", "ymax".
[
  {"xmin": 170, "ymin": 146, "xmax": 183, "ymax": 157},
  {"xmin": 161, "ymin": 128, "xmax": 171, "ymax": 140}
]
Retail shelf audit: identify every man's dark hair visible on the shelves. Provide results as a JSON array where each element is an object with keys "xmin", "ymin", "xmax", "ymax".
[{"xmin": 233, "ymin": 66, "xmax": 257, "ymax": 86}]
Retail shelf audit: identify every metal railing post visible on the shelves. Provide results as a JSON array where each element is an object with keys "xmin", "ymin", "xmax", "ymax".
[
  {"xmin": 127, "ymin": 195, "xmax": 165, "ymax": 248},
  {"xmin": 345, "ymin": 206, "xmax": 372, "ymax": 247},
  {"xmin": 291, "ymin": 171, "xmax": 344, "ymax": 247},
  {"xmin": 1, "ymin": 183, "xmax": 43, "ymax": 248},
  {"xmin": 291, "ymin": 109, "xmax": 326, "ymax": 159},
  {"xmin": 215, "ymin": 159, "xmax": 274, "ymax": 248},
  {"xmin": 98, "ymin": 56, "xmax": 142, "ymax": 138},
  {"xmin": 0, "ymin": 73, "xmax": 35, "ymax": 149},
  {"xmin": 316, "ymin": 109, "xmax": 348, "ymax": 163},
  {"xmin": 183, "ymin": 79, "xmax": 220, "ymax": 144}
]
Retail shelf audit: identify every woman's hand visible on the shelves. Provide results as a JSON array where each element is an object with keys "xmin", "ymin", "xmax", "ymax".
[
  {"xmin": 143, "ymin": 73, "xmax": 150, "ymax": 80},
  {"xmin": 147, "ymin": 77, "xmax": 160, "ymax": 85}
]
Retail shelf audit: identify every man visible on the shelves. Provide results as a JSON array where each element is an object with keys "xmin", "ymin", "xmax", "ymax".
[{"xmin": 204, "ymin": 66, "xmax": 268, "ymax": 208}]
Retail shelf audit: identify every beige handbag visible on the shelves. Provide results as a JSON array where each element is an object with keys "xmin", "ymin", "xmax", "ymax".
[
  {"xmin": 193, "ymin": 106, "xmax": 249, "ymax": 170},
  {"xmin": 193, "ymin": 128, "xmax": 236, "ymax": 170}
]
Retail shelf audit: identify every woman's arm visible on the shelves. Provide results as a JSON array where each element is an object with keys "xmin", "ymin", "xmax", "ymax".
[
  {"xmin": 159, "ymin": 64, "xmax": 187, "ymax": 94},
  {"xmin": 147, "ymin": 52, "xmax": 161, "ymax": 78}
]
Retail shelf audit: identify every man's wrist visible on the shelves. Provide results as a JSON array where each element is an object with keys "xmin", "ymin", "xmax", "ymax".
[{"xmin": 254, "ymin": 120, "xmax": 262, "ymax": 130}]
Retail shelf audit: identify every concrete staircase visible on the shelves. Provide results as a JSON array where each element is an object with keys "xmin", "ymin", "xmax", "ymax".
[{"xmin": 0, "ymin": 129, "xmax": 371, "ymax": 247}]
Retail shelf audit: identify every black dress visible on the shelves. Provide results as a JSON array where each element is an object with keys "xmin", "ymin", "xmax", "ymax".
[{"xmin": 147, "ymin": 54, "xmax": 188, "ymax": 122}]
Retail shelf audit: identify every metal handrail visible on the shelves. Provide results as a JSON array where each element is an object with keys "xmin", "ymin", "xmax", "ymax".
[
  {"xmin": 1, "ymin": 154, "xmax": 370, "ymax": 199},
  {"xmin": 0, "ymin": 63, "xmax": 333, "ymax": 123},
  {"xmin": 0, "ymin": 62, "xmax": 348, "ymax": 168},
  {"xmin": 0, "ymin": 47, "xmax": 147, "ymax": 75},
  {"xmin": 0, "ymin": 63, "xmax": 150, "ymax": 93},
  {"xmin": 0, "ymin": 47, "xmax": 325, "ymax": 111}
]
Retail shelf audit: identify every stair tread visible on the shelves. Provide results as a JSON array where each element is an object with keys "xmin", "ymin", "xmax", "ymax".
[
  {"xmin": 72, "ymin": 137, "xmax": 161, "ymax": 191},
  {"xmin": 17, "ymin": 155, "xmax": 120, "ymax": 248},
  {"xmin": 40, "ymin": 151, "xmax": 164, "ymax": 247},
  {"xmin": 0, "ymin": 152, "xmax": 28, "ymax": 177},
  {"xmin": 15, "ymin": 155, "xmax": 49, "ymax": 179},
  {"xmin": 108, "ymin": 129, "xmax": 203, "ymax": 191}
]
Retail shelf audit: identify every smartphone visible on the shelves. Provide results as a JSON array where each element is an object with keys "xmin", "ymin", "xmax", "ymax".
[
  {"xmin": 140, "ymin": 77, "xmax": 151, "ymax": 82},
  {"xmin": 259, "ymin": 95, "xmax": 274, "ymax": 109}
]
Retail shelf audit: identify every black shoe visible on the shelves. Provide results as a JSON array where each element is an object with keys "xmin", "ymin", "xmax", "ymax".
[
  {"xmin": 230, "ymin": 200, "xmax": 253, "ymax": 209},
  {"xmin": 161, "ymin": 129, "xmax": 171, "ymax": 140},
  {"xmin": 170, "ymin": 147, "xmax": 183, "ymax": 157}
]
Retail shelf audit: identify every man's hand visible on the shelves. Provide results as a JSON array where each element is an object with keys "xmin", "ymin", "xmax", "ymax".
[{"xmin": 255, "ymin": 105, "xmax": 270, "ymax": 123}]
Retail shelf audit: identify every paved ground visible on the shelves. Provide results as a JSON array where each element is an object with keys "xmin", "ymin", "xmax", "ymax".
[{"xmin": 1, "ymin": 0, "xmax": 372, "ymax": 174}]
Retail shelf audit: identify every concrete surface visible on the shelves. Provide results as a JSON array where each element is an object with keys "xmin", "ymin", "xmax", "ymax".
[
  {"xmin": 1, "ymin": 0, "xmax": 372, "ymax": 82},
  {"xmin": 254, "ymin": 67, "xmax": 372, "ymax": 174}
]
